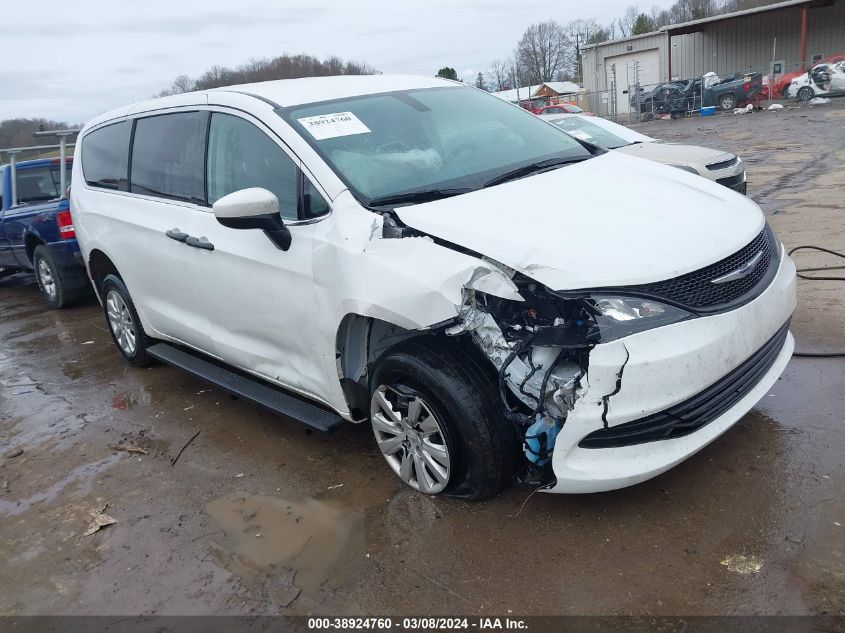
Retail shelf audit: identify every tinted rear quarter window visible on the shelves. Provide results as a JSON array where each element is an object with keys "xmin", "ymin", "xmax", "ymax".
[
  {"xmin": 131, "ymin": 112, "xmax": 207, "ymax": 203},
  {"xmin": 16, "ymin": 166, "xmax": 68, "ymax": 204},
  {"xmin": 82, "ymin": 121, "xmax": 131, "ymax": 190}
]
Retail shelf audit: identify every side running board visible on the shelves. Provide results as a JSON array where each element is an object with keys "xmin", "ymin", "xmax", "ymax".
[{"xmin": 147, "ymin": 343, "xmax": 345, "ymax": 433}]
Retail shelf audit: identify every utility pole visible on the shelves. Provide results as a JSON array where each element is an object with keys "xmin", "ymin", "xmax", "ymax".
[{"xmin": 575, "ymin": 32, "xmax": 582, "ymax": 86}]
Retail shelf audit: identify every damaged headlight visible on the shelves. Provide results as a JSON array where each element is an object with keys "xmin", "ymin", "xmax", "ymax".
[{"xmin": 585, "ymin": 294, "xmax": 692, "ymax": 341}]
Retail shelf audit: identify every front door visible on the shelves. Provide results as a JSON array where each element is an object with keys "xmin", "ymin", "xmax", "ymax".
[{"xmin": 189, "ymin": 111, "xmax": 330, "ymax": 399}]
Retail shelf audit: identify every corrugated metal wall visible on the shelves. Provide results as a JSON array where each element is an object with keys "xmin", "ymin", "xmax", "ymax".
[
  {"xmin": 583, "ymin": 0, "xmax": 845, "ymax": 92},
  {"xmin": 671, "ymin": 0, "xmax": 845, "ymax": 78},
  {"xmin": 582, "ymin": 32, "xmax": 668, "ymax": 93}
]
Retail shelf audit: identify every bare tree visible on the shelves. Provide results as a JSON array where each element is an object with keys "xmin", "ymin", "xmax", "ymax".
[
  {"xmin": 618, "ymin": 6, "xmax": 640, "ymax": 37},
  {"xmin": 172, "ymin": 75, "xmax": 195, "ymax": 93},
  {"xmin": 517, "ymin": 21, "xmax": 572, "ymax": 85},
  {"xmin": 488, "ymin": 59, "xmax": 510, "ymax": 91},
  {"xmin": 0, "ymin": 118, "xmax": 79, "ymax": 149},
  {"xmin": 159, "ymin": 55, "xmax": 379, "ymax": 96}
]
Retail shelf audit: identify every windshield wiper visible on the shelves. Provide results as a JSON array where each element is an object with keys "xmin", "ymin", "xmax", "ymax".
[
  {"xmin": 367, "ymin": 187, "xmax": 473, "ymax": 208},
  {"xmin": 483, "ymin": 156, "xmax": 587, "ymax": 188}
]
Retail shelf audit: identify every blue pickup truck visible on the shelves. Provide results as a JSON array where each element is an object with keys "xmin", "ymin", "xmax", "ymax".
[{"xmin": 0, "ymin": 157, "xmax": 89, "ymax": 307}]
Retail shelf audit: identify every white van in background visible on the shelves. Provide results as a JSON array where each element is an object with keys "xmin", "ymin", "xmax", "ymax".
[{"xmin": 71, "ymin": 75, "xmax": 796, "ymax": 499}]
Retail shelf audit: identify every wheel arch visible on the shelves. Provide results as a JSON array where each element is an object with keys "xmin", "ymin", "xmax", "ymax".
[
  {"xmin": 87, "ymin": 249, "xmax": 121, "ymax": 301},
  {"xmin": 334, "ymin": 313, "xmax": 493, "ymax": 421},
  {"xmin": 335, "ymin": 314, "xmax": 424, "ymax": 420},
  {"xmin": 24, "ymin": 231, "xmax": 45, "ymax": 264}
]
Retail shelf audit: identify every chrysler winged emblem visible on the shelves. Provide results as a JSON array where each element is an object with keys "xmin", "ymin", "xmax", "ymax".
[{"xmin": 711, "ymin": 251, "xmax": 764, "ymax": 284}]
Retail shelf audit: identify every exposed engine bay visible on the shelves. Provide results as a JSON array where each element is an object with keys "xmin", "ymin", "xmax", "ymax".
[{"xmin": 446, "ymin": 275, "xmax": 599, "ymax": 473}]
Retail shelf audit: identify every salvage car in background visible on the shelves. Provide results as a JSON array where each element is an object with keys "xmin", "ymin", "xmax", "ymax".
[
  {"xmin": 540, "ymin": 114, "xmax": 747, "ymax": 194},
  {"xmin": 0, "ymin": 157, "xmax": 88, "ymax": 307},
  {"xmin": 773, "ymin": 54, "xmax": 845, "ymax": 98},
  {"xmin": 786, "ymin": 61, "xmax": 845, "ymax": 100},
  {"xmin": 536, "ymin": 104, "xmax": 595, "ymax": 116},
  {"xmin": 634, "ymin": 72, "xmax": 763, "ymax": 113},
  {"xmin": 72, "ymin": 75, "xmax": 795, "ymax": 499}
]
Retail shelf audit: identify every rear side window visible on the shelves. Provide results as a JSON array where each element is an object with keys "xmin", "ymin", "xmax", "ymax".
[
  {"xmin": 131, "ymin": 112, "xmax": 207, "ymax": 203},
  {"xmin": 16, "ymin": 166, "xmax": 71, "ymax": 204},
  {"xmin": 82, "ymin": 121, "xmax": 130, "ymax": 190},
  {"xmin": 206, "ymin": 113, "xmax": 299, "ymax": 219}
]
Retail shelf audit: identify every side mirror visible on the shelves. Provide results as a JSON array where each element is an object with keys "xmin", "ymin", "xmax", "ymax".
[{"xmin": 212, "ymin": 187, "xmax": 292, "ymax": 251}]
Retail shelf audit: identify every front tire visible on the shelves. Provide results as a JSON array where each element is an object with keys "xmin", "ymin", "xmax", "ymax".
[
  {"xmin": 33, "ymin": 245, "xmax": 78, "ymax": 309},
  {"xmin": 100, "ymin": 274, "xmax": 155, "ymax": 367},
  {"xmin": 797, "ymin": 86, "xmax": 814, "ymax": 101},
  {"xmin": 370, "ymin": 338, "xmax": 519, "ymax": 501}
]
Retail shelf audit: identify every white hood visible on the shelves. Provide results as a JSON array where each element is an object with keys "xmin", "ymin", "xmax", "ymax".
[
  {"xmin": 395, "ymin": 151, "xmax": 764, "ymax": 290},
  {"xmin": 615, "ymin": 142, "xmax": 732, "ymax": 165}
]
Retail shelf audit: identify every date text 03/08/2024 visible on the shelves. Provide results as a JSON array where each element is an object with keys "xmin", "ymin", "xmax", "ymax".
[{"xmin": 307, "ymin": 617, "xmax": 528, "ymax": 630}]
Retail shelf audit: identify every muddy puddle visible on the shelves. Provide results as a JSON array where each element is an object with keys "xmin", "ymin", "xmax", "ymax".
[
  {"xmin": 206, "ymin": 492, "xmax": 361, "ymax": 601},
  {"xmin": 0, "ymin": 454, "xmax": 121, "ymax": 517}
]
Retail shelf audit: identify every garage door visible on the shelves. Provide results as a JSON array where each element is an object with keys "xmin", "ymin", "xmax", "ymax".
[{"xmin": 605, "ymin": 49, "xmax": 660, "ymax": 120}]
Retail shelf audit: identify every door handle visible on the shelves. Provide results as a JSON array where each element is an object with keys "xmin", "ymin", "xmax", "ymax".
[
  {"xmin": 185, "ymin": 236, "xmax": 214, "ymax": 251},
  {"xmin": 165, "ymin": 228, "xmax": 189, "ymax": 242}
]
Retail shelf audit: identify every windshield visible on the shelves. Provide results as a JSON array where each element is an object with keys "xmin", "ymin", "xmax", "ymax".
[{"xmin": 282, "ymin": 86, "xmax": 592, "ymax": 205}]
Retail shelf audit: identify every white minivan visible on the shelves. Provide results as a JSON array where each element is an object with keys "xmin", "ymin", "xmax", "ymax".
[{"xmin": 72, "ymin": 75, "xmax": 796, "ymax": 500}]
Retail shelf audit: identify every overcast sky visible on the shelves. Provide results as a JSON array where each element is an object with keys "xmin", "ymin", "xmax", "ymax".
[{"xmin": 1, "ymin": 0, "xmax": 673, "ymax": 124}]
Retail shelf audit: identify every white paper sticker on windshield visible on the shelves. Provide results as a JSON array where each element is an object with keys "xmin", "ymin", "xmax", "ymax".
[
  {"xmin": 568, "ymin": 129, "xmax": 593, "ymax": 142},
  {"xmin": 297, "ymin": 112, "xmax": 371, "ymax": 140}
]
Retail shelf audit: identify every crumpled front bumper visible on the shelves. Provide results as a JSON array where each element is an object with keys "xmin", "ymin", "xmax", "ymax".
[{"xmin": 547, "ymin": 250, "xmax": 796, "ymax": 493}]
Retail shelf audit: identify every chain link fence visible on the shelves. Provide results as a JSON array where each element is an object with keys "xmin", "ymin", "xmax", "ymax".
[{"xmin": 566, "ymin": 58, "xmax": 842, "ymax": 124}]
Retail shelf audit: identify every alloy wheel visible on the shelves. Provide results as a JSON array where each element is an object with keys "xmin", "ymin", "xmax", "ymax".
[
  {"xmin": 370, "ymin": 386, "xmax": 451, "ymax": 494},
  {"xmin": 106, "ymin": 290, "xmax": 137, "ymax": 356},
  {"xmin": 37, "ymin": 258, "xmax": 56, "ymax": 300}
]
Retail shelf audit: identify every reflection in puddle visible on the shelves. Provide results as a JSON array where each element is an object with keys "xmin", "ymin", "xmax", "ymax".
[
  {"xmin": 206, "ymin": 492, "xmax": 358, "ymax": 596},
  {"xmin": 61, "ymin": 362, "xmax": 84, "ymax": 381},
  {"xmin": 0, "ymin": 454, "xmax": 120, "ymax": 517},
  {"xmin": 111, "ymin": 389, "xmax": 152, "ymax": 410}
]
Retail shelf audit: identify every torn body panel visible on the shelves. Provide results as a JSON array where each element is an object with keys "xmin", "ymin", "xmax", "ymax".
[{"xmin": 316, "ymin": 193, "xmax": 524, "ymax": 418}]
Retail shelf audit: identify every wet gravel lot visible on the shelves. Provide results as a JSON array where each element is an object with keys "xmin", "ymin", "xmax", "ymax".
[{"xmin": 1, "ymin": 100, "xmax": 844, "ymax": 617}]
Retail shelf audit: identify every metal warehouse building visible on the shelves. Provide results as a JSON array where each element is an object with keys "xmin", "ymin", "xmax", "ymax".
[{"xmin": 581, "ymin": 0, "xmax": 845, "ymax": 115}]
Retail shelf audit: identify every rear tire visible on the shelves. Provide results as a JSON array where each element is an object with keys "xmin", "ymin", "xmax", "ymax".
[
  {"xmin": 33, "ymin": 245, "xmax": 78, "ymax": 309},
  {"xmin": 100, "ymin": 274, "xmax": 156, "ymax": 367},
  {"xmin": 370, "ymin": 338, "xmax": 520, "ymax": 501},
  {"xmin": 719, "ymin": 94, "xmax": 736, "ymax": 111},
  {"xmin": 797, "ymin": 86, "xmax": 814, "ymax": 102}
]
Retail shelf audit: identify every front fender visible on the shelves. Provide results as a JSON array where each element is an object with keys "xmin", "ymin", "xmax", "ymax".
[{"xmin": 310, "ymin": 194, "xmax": 521, "ymax": 414}]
